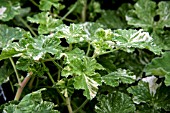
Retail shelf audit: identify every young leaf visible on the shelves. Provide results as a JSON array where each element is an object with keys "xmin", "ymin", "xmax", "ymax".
[
  {"xmin": 95, "ymin": 92, "xmax": 136, "ymax": 113},
  {"xmin": 0, "ymin": 0, "xmax": 21, "ymax": 21},
  {"xmin": 3, "ymin": 88, "xmax": 60, "ymax": 113},
  {"xmin": 27, "ymin": 12, "xmax": 63, "ymax": 34},
  {"xmin": 54, "ymin": 78, "xmax": 74, "ymax": 97},
  {"xmin": 102, "ymin": 69, "xmax": 136, "ymax": 87},
  {"xmin": 39, "ymin": 0, "xmax": 65, "ymax": 11},
  {"xmin": 127, "ymin": 80, "xmax": 170, "ymax": 111}
]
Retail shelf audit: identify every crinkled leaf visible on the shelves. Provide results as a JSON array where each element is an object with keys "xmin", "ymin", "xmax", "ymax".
[
  {"xmin": 0, "ymin": 60, "xmax": 13, "ymax": 84},
  {"xmin": 54, "ymin": 78, "xmax": 74, "ymax": 97},
  {"xmin": 0, "ymin": 0, "xmax": 21, "ymax": 21},
  {"xmin": 95, "ymin": 92, "xmax": 135, "ymax": 113},
  {"xmin": 125, "ymin": 0, "xmax": 156, "ymax": 29},
  {"xmin": 113, "ymin": 29, "xmax": 161, "ymax": 54},
  {"xmin": 127, "ymin": 80, "xmax": 170, "ymax": 111},
  {"xmin": 39, "ymin": 0, "xmax": 65, "ymax": 11},
  {"xmin": 0, "ymin": 33, "xmax": 62, "ymax": 61},
  {"xmin": 62, "ymin": 57, "xmax": 104, "ymax": 77},
  {"xmin": 156, "ymin": 1, "xmax": 170, "ymax": 28},
  {"xmin": 3, "ymin": 88, "xmax": 60, "ymax": 113},
  {"xmin": 92, "ymin": 28, "xmax": 115, "ymax": 56},
  {"xmin": 0, "ymin": 24, "xmax": 29, "ymax": 48},
  {"xmin": 74, "ymin": 73, "xmax": 101, "ymax": 100},
  {"xmin": 102, "ymin": 69, "xmax": 136, "ymax": 87},
  {"xmin": 27, "ymin": 12, "xmax": 63, "ymax": 34}
]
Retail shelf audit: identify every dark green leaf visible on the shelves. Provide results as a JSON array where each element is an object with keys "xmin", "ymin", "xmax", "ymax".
[
  {"xmin": 102, "ymin": 69, "xmax": 136, "ymax": 87},
  {"xmin": 3, "ymin": 88, "xmax": 60, "ymax": 113},
  {"xmin": 95, "ymin": 92, "xmax": 136, "ymax": 113}
]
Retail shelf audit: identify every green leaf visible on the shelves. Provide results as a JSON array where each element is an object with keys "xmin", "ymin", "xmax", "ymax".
[
  {"xmin": 96, "ymin": 3, "xmax": 132, "ymax": 29},
  {"xmin": 127, "ymin": 79, "xmax": 170, "ymax": 111},
  {"xmin": 27, "ymin": 12, "xmax": 63, "ymax": 34},
  {"xmin": 62, "ymin": 56, "xmax": 104, "ymax": 99},
  {"xmin": 144, "ymin": 52, "xmax": 170, "ymax": 76},
  {"xmin": 39, "ymin": 0, "xmax": 65, "ymax": 11},
  {"xmin": 0, "ymin": 60, "xmax": 13, "ymax": 84},
  {"xmin": 95, "ymin": 92, "xmax": 136, "ymax": 113},
  {"xmin": 54, "ymin": 78, "xmax": 74, "ymax": 97},
  {"xmin": 156, "ymin": 1, "xmax": 170, "ymax": 28},
  {"xmin": 62, "ymin": 56, "xmax": 104, "ymax": 77},
  {"xmin": 74, "ymin": 73, "xmax": 101, "ymax": 100},
  {"xmin": 0, "ymin": 0, "xmax": 21, "ymax": 21},
  {"xmin": 125, "ymin": 0, "xmax": 156, "ymax": 29},
  {"xmin": 3, "ymin": 88, "xmax": 60, "ymax": 113},
  {"xmin": 113, "ymin": 29, "xmax": 162, "ymax": 54},
  {"xmin": 102, "ymin": 69, "xmax": 136, "ymax": 87},
  {"xmin": 0, "ymin": 24, "xmax": 29, "ymax": 48}
]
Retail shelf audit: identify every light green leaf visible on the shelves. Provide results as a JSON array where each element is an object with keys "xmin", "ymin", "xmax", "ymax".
[
  {"xmin": 125, "ymin": 0, "xmax": 156, "ymax": 29},
  {"xmin": 74, "ymin": 73, "xmax": 101, "ymax": 100},
  {"xmin": 0, "ymin": 0, "xmax": 21, "ymax": 21},
  {"xmin": 102, "ymin": 69, "xmax": 136, "ymax": 87},
  {"xmin": 39, "ymin": 0, "xmax": 65, "ymax": 11},
  {"xmin": 0, "ymin": 24, "xmax": 29, "ymax": 48},
  {"xmin": 113, "ymin": 29, "xmax": 162, "ymax": 54},
  {"xmin": 157, "ymin": 1, "xmax": 170, "ymax": 28},
  {"xmin": 127, "ymin": 80, "xmax": 170, "ymax": 111},
  {"xmin": 62, "ymin": 56, "xmax": 104, "ymax": 77},
  {"xmin": 95, "ymin": 92, "xmax": 136, "ymax": 113},
  {"xmin": 27, "ymin": 12, "xmax": 63, "ymax": 34},
  {"xmin": 3, "ymin": 88, "xmax": 60, "ymax": 113},
  {"xmin": 54, "ymin": 78, "xmax": 74, "ymax": 97}
]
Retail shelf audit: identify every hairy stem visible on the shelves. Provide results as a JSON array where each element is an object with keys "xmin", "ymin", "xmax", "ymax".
[
  {"xmin": 9, "ymin": 57, "xmax": 21, "ymax": 85},
  {"xmin": 66, "ymin": 97, "xmax": 73, "ymax": 113},
  {"xmin": 73, "ymin": 99, "xmax": 89, "ymax": 113},
  {"xmin": 14, "ymin": 72, "xmax": 33, "ymax": 101}
]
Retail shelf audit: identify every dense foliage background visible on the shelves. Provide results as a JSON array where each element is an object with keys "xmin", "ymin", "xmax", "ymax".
[{"xmin": 0, "ymin": 0, "xmax": 170, "ymax": 113}]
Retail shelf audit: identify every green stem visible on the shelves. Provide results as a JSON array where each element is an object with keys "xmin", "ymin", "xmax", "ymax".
[
  {"xmin": 73, "ymin": 99, "xmax": 89, "ymax": 113},
  {"xmin": 47, "ymin": 54, "xmax": 62, "ymax": 69},
  {"xmin": 81, "ymin": 0, "xmax": 87, "ymax": 22},
  {"xmin": 28, "ymin": 76, "xmax": 35, "ymax": 89},
  {"xmin": 42, "ymin": 62, "xmax": 55, "ymax": 84},
  {"xmin": 30, "ymin": 0, "xmax": 39, "ymax": 7},
  {"xmin": 18, "ymin": 16, "xmax": 37, "ymax": 37},
  {"xmin": 56, "ymin": 15, "xmax": 76, "ymax": 22},
  {"xmin": 86, "ymin": 42, "xmax": 91, "ymax": 56},
  {"xmin": 14, "ymin": 72, "xmax": 33, "ymax": 101},
  {"xmin": 41, "ymin": 62, "xmax": 66, "ymax": 101},
  {"xmin": 66, "ymin": 97, "xmax": 73, "ymax": 113},
  {"xmin": 9, "ymin": 57, "xmax": 21, "ymax": 85},
  {"xmin": 61, "ymin": 2, "xmax": 77, "ymax": 21}
]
